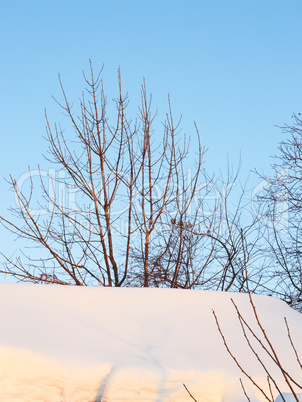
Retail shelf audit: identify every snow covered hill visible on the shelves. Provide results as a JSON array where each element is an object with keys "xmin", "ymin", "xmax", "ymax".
[{"xmin": 0, "ymin": 283, "xmax": 301, "ymax": 401}]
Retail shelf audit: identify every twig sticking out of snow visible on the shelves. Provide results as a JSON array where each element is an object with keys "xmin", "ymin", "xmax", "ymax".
[{"xmin": 183, "ymin": 383, "xmax": 198, "ymax": 401}]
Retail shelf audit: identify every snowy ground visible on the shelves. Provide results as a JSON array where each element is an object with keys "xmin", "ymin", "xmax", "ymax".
[{"xmin": 0, "ymin": 283, "xmax": 301, "ymax": 401}]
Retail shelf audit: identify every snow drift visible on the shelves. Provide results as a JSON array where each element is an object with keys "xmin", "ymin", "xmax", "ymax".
[{"xmin": 0, "ymin": 283, "xmax": 301, "ymax": 401}]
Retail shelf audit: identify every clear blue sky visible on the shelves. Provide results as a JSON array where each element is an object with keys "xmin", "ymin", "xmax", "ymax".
[{"xmin": 1, "ymin": 0, "xmax": 302, "ymax": 255}]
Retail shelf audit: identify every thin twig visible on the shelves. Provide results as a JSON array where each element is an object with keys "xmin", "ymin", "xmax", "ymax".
[
  {"xmin": 239, "ymin": 378, "xmax": 251, "ymax": 401},
  {"xmin": 183, "ymin": 383, "xmax": 198, "ymax": 401},
  {"xmin": 285, "ymin": 317, "xmax": 302, "ymax": 370}
]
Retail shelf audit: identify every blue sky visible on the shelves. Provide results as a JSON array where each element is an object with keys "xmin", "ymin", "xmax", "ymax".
[{"xmin": 1, "ymin": 0, "xmax": 302, "ymax": 255}]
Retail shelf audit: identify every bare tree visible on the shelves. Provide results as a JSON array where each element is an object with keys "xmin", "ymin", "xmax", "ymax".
[
  {"xmin": 0, "ymin": 62, "xmax": 268, "ymax": 292},
  {"xmin": 0, "ymin": 62, "xmax": 213, "ymax": 287},
  {"xmin": 190, "ymin": 165, "xmax": 266, "ymax": 293},
  {"xmin": 256, "ymin": 113, "xmax": 302, "ymax": 309}
]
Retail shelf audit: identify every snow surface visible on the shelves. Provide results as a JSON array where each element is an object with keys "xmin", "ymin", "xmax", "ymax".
[{"xmin": 0, "ymin": 283, "xmax": 301, "ymax": 401}]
